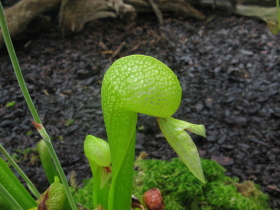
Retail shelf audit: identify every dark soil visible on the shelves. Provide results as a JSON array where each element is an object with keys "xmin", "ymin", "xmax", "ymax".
[{"xmin": 0, "ymin": 11, "xmax": 279, "ymax": 209}]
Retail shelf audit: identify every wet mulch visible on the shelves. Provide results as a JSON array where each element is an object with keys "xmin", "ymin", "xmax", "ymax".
[{"xmin": 0, "ymin": 12, "xmax": 280, "ymax": 209}]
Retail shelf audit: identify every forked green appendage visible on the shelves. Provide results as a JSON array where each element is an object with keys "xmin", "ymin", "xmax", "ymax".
[
  {"xmin": 102, "ymin": 55, "xmax": 184, "ymax": 209},
  {"xmin": 157, "ymin": 117, "xmax": 205, "ymax": 183}
]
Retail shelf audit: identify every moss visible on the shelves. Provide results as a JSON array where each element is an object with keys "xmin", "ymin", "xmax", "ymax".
[
  {"xmin": 133, "ymin": 158, "xmax": 270, "ymax": 210},
  {"xmin": 73, "ymin": 158, "xmax": 270, "ymax": 210},
  {"xmin": 71, "ymin": 179, "xmax": 94, "ymax": 209}
]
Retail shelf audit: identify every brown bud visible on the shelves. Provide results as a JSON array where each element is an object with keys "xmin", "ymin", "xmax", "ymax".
[
  {"xmin": 32, "ymin": 121, "xmax": 43, "ymax": 130},
  {"xmin": 143, "ymin": 188, "xmax": 164, "ymax": 210}
]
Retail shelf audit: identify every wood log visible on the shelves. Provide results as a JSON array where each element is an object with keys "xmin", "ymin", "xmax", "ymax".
[
  {"xmin": 59, "ymin": 0, "xmax": 205, "ymax": 36},
  {"xmin": 59, "ymin": 0, "xmax": 136, "ymax": 37},
  {"xmin": 0, "ymin": 0, "xmax": 204, "ymax": 46},
  {"xmin": 0, "ymin": 0, "xmax": 276, "ymax": 48},
  {"xmin": 196, "ymin": 0, "xmax": 237, "ymax": 11},
  {"xmin": 0, "ymin": 0, "xmax": 60, "ymax": 48},
  {"xmin": 126, "ymin": 0, "xmax": 205, "ymax": 18}
]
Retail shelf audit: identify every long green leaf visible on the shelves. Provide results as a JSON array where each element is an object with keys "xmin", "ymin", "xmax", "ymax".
[
  {"xmin": 0, "ymin": 158, "xmax": 37, "ymax": 209},
  {"xmin": 0, "ymin": 184, "xmax": 24, "ymax": 210},
  {"xmin": 0, "ymin": 144, "xmax": 40, "ymax": 198}
]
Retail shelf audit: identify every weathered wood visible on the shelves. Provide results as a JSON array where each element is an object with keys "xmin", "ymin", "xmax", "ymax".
[
  {"xmin": 0, "ymin": 0, "xmax": 277, "ymax": 48},
  {"xmin": 0, "ymin": 0, "xmax": 204, "ymax": 45},
  {"xmin": 59, "ymin": 0, "xmax": 205, "ymax": 36},
  {"xmin": 59, "ymin": 0, "xmax": 117, "ymax": 37},
  {"xmin": 0, "ymin": 0, "xmax": 60, "ymax": 48},
  {"xmin": 196, "ymin": 0, "xmax": 237, "ymax": 11},
  {"xmin": 59, "ymin": 0, "xmax": 137, "ymax": 37},
  {"xmin": 126, "ymin": 0, "xmax": 205, "ymax": 18},
  {"xmin": 148, "ymin": 0, "xmax": 164, "ymax": 24}
]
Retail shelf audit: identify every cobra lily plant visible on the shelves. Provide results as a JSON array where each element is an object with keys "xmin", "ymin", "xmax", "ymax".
[{"xmin": 0, "ymin": 2, "xmax": 205, "ymax": 209}]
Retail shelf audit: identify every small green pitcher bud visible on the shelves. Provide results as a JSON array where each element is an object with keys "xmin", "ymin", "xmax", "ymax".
[
  {"xmin": 37, "ymin": 140, "xmax": 60, "ymax": 184},
  {"xmin": 84, "ymin": 135, "xmax": 111, "ymax": 167}
]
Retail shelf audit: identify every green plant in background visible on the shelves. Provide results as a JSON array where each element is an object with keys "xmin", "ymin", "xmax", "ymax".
[
  {"xmin": 26, "ymin": 130, "xmax": 34, "ymax": 136},
  {"xmin": 5, "ymin": 100, "xmax": 16, "ymax": 107},
  {"xmin": 64, "ymin": 119, "xmax": 75, "ymax": 127},
  {"xmin": 266, "ymin": 0, "xmax": 280, "ymax": 34},
  {"xmin": 12, "ymin": 147, "xmax": 38, "ymax": 165}
]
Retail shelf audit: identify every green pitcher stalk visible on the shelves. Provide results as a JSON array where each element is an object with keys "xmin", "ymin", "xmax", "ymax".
[{"xmin": 101, "ymin": 55, "xmax": 205, "ymax": 209}]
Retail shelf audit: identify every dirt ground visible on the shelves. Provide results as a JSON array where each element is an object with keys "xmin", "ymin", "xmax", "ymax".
[{"xmin": 0, "ymin": 11, "xmax": 279, "ymax": 209}]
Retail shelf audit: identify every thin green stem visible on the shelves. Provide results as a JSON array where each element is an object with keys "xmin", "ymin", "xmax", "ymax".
[
  {"xmin": 277, "ymin": 0, "xmax": 280, "ymax": 28},
  {"xmin": 0, "ymin": 144, "xmax": 40, "ymax": 198},
  {"xmin": 0, "ymin": 2, "xmax": 41, "ymax": 124},
  {"xmin": 0, "ymin": 184, "xmax": 24, "ymax": 210},
  {"xmin": 90, "ymin": 162, "xmax": 101, "ymax": 207},
  {"xmin": 89, "ymin": 161, "xmax": 109, "ymax": 209}
]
